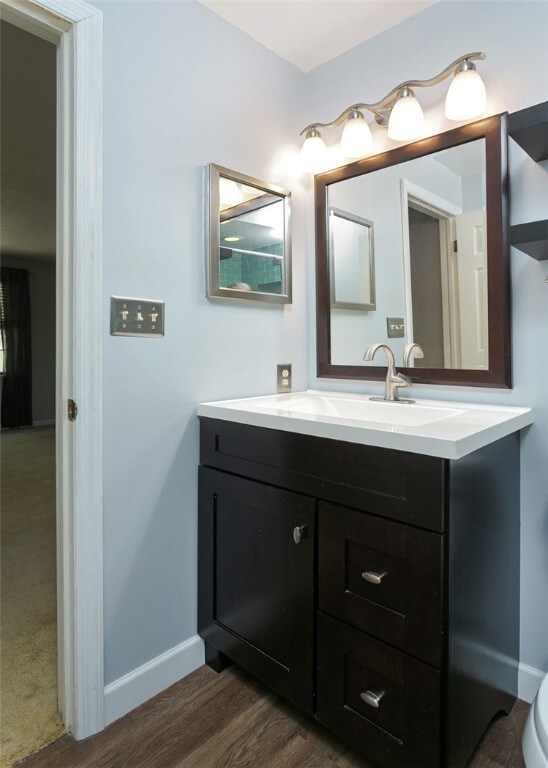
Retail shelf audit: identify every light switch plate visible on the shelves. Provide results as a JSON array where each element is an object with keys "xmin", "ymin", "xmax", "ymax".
[
  {"xmin": 110, "ymin": 296, "xmax": 165, "ymax": 337},
  {"xmin": 387, "ymin": 317, "xmax": 405, "ymax": 338}
]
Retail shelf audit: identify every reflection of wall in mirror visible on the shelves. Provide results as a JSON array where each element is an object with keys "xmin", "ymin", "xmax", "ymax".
[
  {"xmin": 329, "ymin": 150, "xmax": 485, "ymax": 369},
  {"xmin": 331, "ymin": 214, "xmax": 372, "ymax": 305}
]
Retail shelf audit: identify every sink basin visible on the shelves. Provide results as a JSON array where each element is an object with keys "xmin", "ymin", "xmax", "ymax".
[
  {"xmin": 250, "ymin": 393, "xmax": 465, "ymax": 427},
  {"xmin": 197, "ymin": 390, "xmax": 532, "ymax": 459}
]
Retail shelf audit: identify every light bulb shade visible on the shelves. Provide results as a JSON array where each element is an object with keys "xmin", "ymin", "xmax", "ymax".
[
  {"xmin": 300, "ymin": 129, "xmax": 327, "ymax": 173},
  {"xmin": 387, "ymin": 88, "xmax": 424, "ymax": 141},
  {"xmin": 445, "ymin": 67, "xmax": 487, "ymax": 121},
  {"xmin": 340, "ymin": 111, "xmax": 373, "ymax": 159}
]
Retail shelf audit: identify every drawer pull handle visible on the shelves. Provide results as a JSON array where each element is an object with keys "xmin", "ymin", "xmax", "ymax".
[
  {"xmin": 293, "ymin": 525, "xmax": 308, "ymax": 544},
  {"xmin": 360, "ymin": 690, "xmax": 385, "ymax": 709},
  {"xmin": 362, "ymin": 570, "xmax": 387, "ymax": 585}
]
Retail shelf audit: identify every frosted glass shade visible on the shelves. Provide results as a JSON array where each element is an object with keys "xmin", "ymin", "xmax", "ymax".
[
  {"xmin": 387, "ymin": 90, "xmax": 424, "ymax": 141},
  {"xmin": 445, "ymin": 68, "xmax": 487, "ymax": 120},
  {"xmin": 341, "ymin": 112, "xmax": 373, "ymax": 159},
  {"xmin": 301, "ymin": 131, "xmax": 327, "ymax": 174}
]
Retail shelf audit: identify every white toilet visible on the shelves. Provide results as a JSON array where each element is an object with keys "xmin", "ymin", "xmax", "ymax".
[{"xmin": 523, "ymin": 673, "xmax": 548, "ymax": 767}]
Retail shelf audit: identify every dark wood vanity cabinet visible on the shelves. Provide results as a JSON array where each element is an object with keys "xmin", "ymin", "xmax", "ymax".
[
  {"xmin": 198, "ymin": 467, "xmax": 316, "ymax": 713},
  {"xmin": 198, "ymin": 417, "xmax": 521, "ymax": 768}
]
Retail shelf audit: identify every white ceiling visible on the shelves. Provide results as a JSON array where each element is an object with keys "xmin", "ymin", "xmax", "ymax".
[{"xmin": 199, "ymin": 0, "xmax": 439, "ymax": 72}]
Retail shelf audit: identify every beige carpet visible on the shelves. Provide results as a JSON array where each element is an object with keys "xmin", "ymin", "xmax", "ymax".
[{"xmin": 1, "ymin": 426, "xmax": 66, "ymax": 768}]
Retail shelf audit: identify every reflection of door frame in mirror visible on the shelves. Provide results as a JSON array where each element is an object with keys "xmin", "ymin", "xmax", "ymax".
[
  {"xmin": 206, "ymin": 164, "xmax": 292, "ymax": 304},
  {"xmin": 400, "ymin": 180, "xmax": 461, "ymax": 368},
  {"xmin": 315, "ymin": 114, "xmax": 511, "ymax": 388},
  {"xmin": 329, "ymin": 208, "xmax": 376, "ymax": 311}
]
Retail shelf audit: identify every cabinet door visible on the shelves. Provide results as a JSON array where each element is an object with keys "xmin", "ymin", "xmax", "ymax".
[{"xmin": 198, "ymin": 467, "xmax": 316, "ymax": 713}]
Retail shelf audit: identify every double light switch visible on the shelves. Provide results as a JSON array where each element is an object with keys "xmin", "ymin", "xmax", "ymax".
[{"xmin": 110, "ymin": 296, "xmax": 165, "ymax": 337}]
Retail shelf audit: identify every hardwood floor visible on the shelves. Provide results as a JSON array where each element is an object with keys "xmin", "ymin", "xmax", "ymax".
[{"xmin": 17, "ymin": 665, "xmax": 528, "ymax": 768}]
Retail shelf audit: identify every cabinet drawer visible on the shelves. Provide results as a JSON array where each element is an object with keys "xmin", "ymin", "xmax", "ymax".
[
  {"xmin": 200, "ymin": 417, "xmax": 446, "ymax": 531},
  {"xmin": 317, "ymin": 613, "xmax": 441, "ymax": 768},
  {"xmin": 319, "ymin": 501, "xmax": 444, "ymax": 667}
]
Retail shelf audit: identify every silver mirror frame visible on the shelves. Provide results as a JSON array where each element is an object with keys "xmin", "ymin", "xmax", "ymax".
[
  {"xmin": 329, "ymin": 207, "xmax": 376, "ymax": 311},
  {"xmin": 206, "ymin": 163, "xmax": 292, "ymax": 304}
]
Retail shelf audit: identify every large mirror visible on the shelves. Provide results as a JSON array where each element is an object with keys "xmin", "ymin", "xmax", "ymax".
[
  {"xmin": 207, "ymin": 164, "xmax": 292, "ymax": 304},
  {"xmin": 315, "ymin": 114, "xmax": 511, "ymax": 387}
]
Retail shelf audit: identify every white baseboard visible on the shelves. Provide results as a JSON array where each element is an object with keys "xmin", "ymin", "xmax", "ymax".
[
  {"xmin": 33, "ymin": 419, "xmax": 55, "ymax": 427},
  {"xmin": 101, "ymin": 638, "xmax": 545, "ymax": 723},
  {"xmin": 104, "ymin": 635, "xmax": 205, "ymax": 726},
  {"xmin": 519, "ymin": 662, "xmax": 545, "ymax": 703}
]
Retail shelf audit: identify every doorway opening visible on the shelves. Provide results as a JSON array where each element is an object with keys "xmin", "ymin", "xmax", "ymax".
[
  {"xmin": 0, "ymin": 0, "xmax": 104, "ymax": 749},
  {"xmin": 0, "ymin": 21, "xmax": 64, "ymax": 766},
  {"xmin": 407, "ymin": 196, "xmax": 459, "ymax": 368}
]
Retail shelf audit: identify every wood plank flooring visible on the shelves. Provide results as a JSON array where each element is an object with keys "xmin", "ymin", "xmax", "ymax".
[{"xmin": 17, "ymin": 665, "xmax": 528, "ymax": 768}]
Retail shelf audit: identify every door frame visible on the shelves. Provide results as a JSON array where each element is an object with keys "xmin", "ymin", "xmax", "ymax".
[
  {"xmin": 0, "ymin": 0, "xmax": 104, "ymax": 739},
  {"xmin": 400, "ymin": 179, "xmax": 461, "ymax": 368}
]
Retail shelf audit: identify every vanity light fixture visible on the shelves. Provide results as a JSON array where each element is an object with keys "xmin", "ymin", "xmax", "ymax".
[{"xmin": 300, "ymin": 52, "xmax": 487, "ymax": 172}]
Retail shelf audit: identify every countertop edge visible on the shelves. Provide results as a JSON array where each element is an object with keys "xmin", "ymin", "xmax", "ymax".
[{"xmin": 197, "ymin": 402, "xmax": 533, "ymax": 460}]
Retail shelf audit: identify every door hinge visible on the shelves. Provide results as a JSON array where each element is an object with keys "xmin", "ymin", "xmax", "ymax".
[
  {"xmin": 67, "ymin": 399, "xmax": 78, "ymax": 421},
  {"xmin": 453, "ymin": 239, "xmax": 458, "ymax": 253}
]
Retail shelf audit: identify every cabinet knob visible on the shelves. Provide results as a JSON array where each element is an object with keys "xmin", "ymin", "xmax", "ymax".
[
  {"xmin": 361, "ymin": 570, "xmax": 387, "ymax": 585},
  {"xmin": 360, "ymin": 689, "xmax": 385, "ymax": 709},
  {"xmin": 293, "ymin": 525, "xmax": 308, "ymax": 544}
]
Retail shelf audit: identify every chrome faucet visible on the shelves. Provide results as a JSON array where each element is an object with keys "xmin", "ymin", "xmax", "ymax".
[
  {"xmin": 403, "ymin": 342, "xmax": 425, "ymax": 368},
  {"xmin": 364, "ymin": 343, "xmax": 413, "ymax": 403}
]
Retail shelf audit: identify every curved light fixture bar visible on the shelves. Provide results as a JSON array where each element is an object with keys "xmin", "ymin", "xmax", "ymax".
[{"xmin": 300, "ymin": 52, "xmax": 487, "ymax": 170}]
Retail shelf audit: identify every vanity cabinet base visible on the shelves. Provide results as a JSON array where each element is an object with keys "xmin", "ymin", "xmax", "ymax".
[{"xmin": 198, "ymin": 418, "xmax": 520, "ymax": 768}]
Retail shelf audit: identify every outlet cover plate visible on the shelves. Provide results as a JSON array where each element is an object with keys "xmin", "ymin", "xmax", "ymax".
[
  {"xmin": 277, "ymin": 364, "xmax": 292, "ymax": 393},
  {"xmin": 111, "ymin": 296, "xmax": 165, "ymax": 337}
]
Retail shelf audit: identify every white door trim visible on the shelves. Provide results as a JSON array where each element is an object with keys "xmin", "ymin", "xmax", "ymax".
[
  {"xmin": 1, "ymin": 0, "xmax": 104, "ymax": 739},
  {"xmin": 400, "ymin": 178, "xmax": 461, "ymax": 366}
]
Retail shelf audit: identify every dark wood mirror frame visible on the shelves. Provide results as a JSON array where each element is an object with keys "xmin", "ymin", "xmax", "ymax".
[{"xmin": 315, "ymin": 113, "xmax": 511, "ymax": 388}]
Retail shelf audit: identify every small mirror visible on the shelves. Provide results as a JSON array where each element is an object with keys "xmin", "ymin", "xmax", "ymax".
[
  {"xmin": 206, "ymin": 164, "xmax": 292, "ymax": 304},
  {"xmin": 329, "ymin": 208, "xmax": 375, "ymax": 311}
]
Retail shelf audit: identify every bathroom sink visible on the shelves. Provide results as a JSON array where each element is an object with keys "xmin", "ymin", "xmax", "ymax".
[
  {"xmin": 197, "ymin": 390, "xmax": 532, "ymax": 459},
  {"xmin": 248, "ymin": 393, "xmax": 465, "ymax": 427}
]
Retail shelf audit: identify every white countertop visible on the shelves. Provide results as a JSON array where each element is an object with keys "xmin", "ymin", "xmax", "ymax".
[{"xmin": 197, "ymin": 390, "xmax": 533, "ymax": 460}]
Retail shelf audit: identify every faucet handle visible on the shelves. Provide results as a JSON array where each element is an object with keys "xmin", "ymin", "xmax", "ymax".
[{"xmin": 394, "ymin": 372, "xmax": 411, "ymax": 387}]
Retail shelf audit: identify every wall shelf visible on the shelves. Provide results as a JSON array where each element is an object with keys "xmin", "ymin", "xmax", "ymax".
[
  {"xmin": 508, "ymin": 101, "xmax": 548, "ymax": 161},
  {"xmin": 510, "ymin": 220, "xmax": 548, "ymax": 261},
  {"xmin": 508, "ymin": 101, "xmax": 548, "ymax": 261}
]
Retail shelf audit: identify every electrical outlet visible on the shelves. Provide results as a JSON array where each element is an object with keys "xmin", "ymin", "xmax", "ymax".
[{"xmin": 277, "ymin": 364, "xmax": 292, "ymax": 393}]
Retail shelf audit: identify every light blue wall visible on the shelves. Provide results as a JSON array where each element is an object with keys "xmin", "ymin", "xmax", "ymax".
[
  {"xmin": 93, "ymin": 0, "xmax": 307, "ymax": 684},
  {"xmin": 94, "ymin": 0, "xmax": 547, "ymax": 691},
  {"xmin": 306, "ymin": 0, "xmax": 548, "ymax": 676}
]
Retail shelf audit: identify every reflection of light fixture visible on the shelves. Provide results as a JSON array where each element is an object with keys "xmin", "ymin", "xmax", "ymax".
[
  {"xmin": 219, "ymin": 178, "xmax": 242, "ymax": 206},
  {"xmin": 224, "ymin": 236, "xmax": 240, "ymax": 242},
  {"xmin": 299, "ymin": 52, "xmax": 487, "ymax": 173}
]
